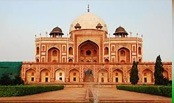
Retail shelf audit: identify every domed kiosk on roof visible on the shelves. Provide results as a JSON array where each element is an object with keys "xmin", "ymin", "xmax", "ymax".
[
  {"xmin": 113, "ymin": 26, "xmax": 128, "ymax": 37},
  {"xmin": 69, "ymin": 12, "xmax": 108, "ymax": 34},
  {"xmin": 50, "ymin": 26, "xmax": 64, "ymax": 38}
]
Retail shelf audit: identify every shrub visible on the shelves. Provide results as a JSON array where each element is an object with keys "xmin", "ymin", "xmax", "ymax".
[
  {"xmin": 159, "ymin": 86, "xmax": 172, "ymax": 97},
  {"xmin": 0, "ymin": 85, "xmax": 64, "ymax": 97},
  {"xmin": 116, "ymin": 85, "xmax": 171, "ymax": 97},
  {"xmin": 0, "ymin": 73, "xmax": 24, "ymax": 85},
  {"xmin": 0, "ymin": 73, "xmax": 12, "ymax": 85}
]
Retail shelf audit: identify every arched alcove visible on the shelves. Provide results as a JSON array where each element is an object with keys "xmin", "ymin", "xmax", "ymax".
[
  {"xmin": 118, "ymin": 47, "xmax": 130, "ymax": 63},
  {"xmin": 78, "ymin": 40, "xmax": 99, "ymax": 63},
  {"xmin": 48, "ymin": 47, "xmax": 60, "ymax": 62}
]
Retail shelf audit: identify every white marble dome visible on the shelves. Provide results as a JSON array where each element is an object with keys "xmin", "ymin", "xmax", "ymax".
[{"xmin": 69, "ymin": 12, "xmax": 108, "ymax": 33}]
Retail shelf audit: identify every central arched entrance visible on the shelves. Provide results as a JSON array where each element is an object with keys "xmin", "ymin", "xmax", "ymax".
[
  {"xmin": 84, "ymin": 69, "xmax": 94, "ymax": 82},
  {"xmin": 78, "ymin": 40, "xmax": 99, "ymax": 63}
]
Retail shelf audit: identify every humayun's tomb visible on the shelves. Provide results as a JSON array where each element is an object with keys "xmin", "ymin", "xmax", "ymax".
[{"xmin": 21, "ymin": 9, "xmax": 172, "ymax": 85}]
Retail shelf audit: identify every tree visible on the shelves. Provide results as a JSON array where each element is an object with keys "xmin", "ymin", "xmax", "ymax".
[
  {"xmin": 0, "ymin": 73, "xmax": 24, "ymax": 85},
  {"xmin": 130, "ymin": 61, "xmax": 139, "ymax": 85},
  {"xmin": 12, "ymin": 75, "xmax": 24, "ymax": 85},
  {"xmin": 0, "ymin": 73, "xmax": 12, "ymax": 85},
  {"xmin": 154, "ymin": 55, "xmax": 165, "ymax": 85}
]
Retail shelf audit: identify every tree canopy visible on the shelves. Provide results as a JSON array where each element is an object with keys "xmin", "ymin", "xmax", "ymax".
[
  {"xmin": 130, "ymin": 61, "xmax": 139, "ymax": 85},
  {"xmin": 154, "ymin": 55, "xmax": 167, "ymax": 85}
]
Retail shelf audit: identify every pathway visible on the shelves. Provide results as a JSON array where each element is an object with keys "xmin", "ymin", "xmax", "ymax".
[{"xmin": 0, "ymin": 86, "xmax": 171, "ymax": 103}]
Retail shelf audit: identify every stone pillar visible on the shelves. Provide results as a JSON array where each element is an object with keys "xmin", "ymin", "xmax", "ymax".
[
  {"xmin": 80, "ymin": 66, "xmax": 84, "ymax": 83},
  {"xmin": 50, "ymin": 78, "xmax": 55, "ymax": 82},
  {"xmin": 36, "ymin": 78, "xmax": 40, "ymax": 82},
  {"xmin": 109, "ymin": 78, "xmax": 112, "ymax": 82},
  {"xmin": 80, "ymin": 78, "xmax": 83, "ymax": 82},
  {"xmin": 65, "ymin": 78, "xmax": 69, "ymax": 82}
]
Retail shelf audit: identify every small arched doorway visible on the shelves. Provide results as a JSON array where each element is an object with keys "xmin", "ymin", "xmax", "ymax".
[
  {"xmin": 26, "ymin": 69, "xmax": 36, "ymax": 83},
  {"xmin": 40, "ymin": 69, "xmax": 50, "ymax": 82},
  {"xmin": 142, "ymin": 69, "xmax": 153, "ymax": 84},
  {"xmin": 84, "ymin": 69, "xmax": 94, "ymax": 82},
  {"xmin": 98, "ymin": 69, "xmax": 108, "ymax": 83},
  {"xmin": 55, "ymin": 69, "xmax": 65, "ymax": 82},
  {"xmin": 113, "ymin": 69, "xmax": 123, "ymax": 83},
  {"xmin": 69, "ymin": 69, "xmax": 80, "ymax": 82}
]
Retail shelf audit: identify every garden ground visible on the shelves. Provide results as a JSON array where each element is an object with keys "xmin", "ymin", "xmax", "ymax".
[{"xmin": 0, "ymin": 85, "xmax": 171, "ymax": 103}]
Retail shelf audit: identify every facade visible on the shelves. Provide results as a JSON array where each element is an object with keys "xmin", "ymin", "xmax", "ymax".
[{"xmin": 21, "ymin": 11, "xmax": 172, "ymax": 84}]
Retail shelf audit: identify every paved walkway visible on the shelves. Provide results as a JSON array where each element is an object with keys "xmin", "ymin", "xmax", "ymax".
[{"xmin": 0, "ymin": 86, "xmax": 171, "ymax": 103}]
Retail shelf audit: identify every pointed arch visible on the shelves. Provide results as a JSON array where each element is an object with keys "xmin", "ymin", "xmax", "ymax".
[
  {"xmin": 138, "ymin": 47, "xmax": 141, "ymax": 55},
  {"xmin": 40, "ymin": 69, "xmax": 50, "ymax": 82},
  {"xmin": 98, "ymin": 69, "xmax": 108, "ymax": 83},
  {"xmin": 36, "ymin": 47, "xmax": 39, "ymax": 55},
  {"xmin": 55, "ymin": 69, "xmax": 65, "ymax": 82},
  {"xmin": 118, "ymin": 47, "xmax": 130, "ymax": 63},
  {"xmin": 26, "ymin": 69, "xmax": 36, "ymax": 83},
  {"xmin": 104, "ymin": 47, "xmax": 109, "ymax": 55},
  {"xmin": 113, "ymin": 69, "xmax": 123, "ymax": 83},
  {"xmin": 69, "ymin": 69, "xmax": 80, "ymax": 82},
  {"xmin": 48, "ymin": 47, "xmax": 60, "ymax": 62},
  {"xmin": 78, "ymin": 40, "xmax": 99, "ymax": 63},
  {"xmin": 142, "ymin": 69, "xmax": 153, "ymax": 83},
  {"xmin": 105, "ymin": 59, "xmax": 109, "ymax": 63},
  {"xmin": 69, "ymin": 47, "xmax": 73, "ymax": 55}
]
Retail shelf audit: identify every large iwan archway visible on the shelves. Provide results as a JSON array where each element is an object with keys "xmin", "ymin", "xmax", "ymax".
[
  {"xmin": 118, "ymin": 47, "xmax": 130, "ymax": 63},
  {"xmin": 78, "ymin": 40, "xmax": 99, "ymax": 63},
  {"xmin": 48, "ymin": 47, "xmax": 60, "ymax": 62}
]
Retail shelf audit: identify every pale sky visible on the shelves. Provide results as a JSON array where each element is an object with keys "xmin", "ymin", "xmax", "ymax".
[{"xmin": 0, "ymin": 0, "xmax": 172, "ymax": 62}]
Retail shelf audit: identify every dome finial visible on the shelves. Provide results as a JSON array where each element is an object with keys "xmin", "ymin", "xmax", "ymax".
[{"xmin": 87, "ymin": 4, "xmax": 90, "ymax": 12}]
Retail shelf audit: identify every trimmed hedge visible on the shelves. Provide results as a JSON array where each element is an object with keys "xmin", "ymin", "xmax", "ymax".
[
  {"xmin": 159, "ymin": 86, "xmax": 172, "ymax": 97},
  {"xmin": 0, "ymin": 85, "xmax": 64, "ymax": 97},
  {"xmin": 116, "ymin": 85, "xmax": 171, "ymax": 97}
]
